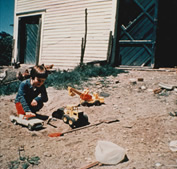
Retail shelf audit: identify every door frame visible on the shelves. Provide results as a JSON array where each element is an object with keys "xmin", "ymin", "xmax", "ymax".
[{"xmin": 13, "ymin": 9, "xmax": 45, "ymax": 66}]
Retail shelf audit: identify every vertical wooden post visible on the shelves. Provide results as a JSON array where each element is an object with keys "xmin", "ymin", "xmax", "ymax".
[
  {"xmin": 35, "ymin": 17, "xmax": 42, "ymax": 66},
  {"xmin": 80, "ymin": 8, "xmax": 87, "ymax": 66}
]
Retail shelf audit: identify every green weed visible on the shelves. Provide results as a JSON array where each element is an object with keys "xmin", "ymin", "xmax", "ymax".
[{"xmin": 0, "ymin": 64, "xmax": 126, "ymax": 95}]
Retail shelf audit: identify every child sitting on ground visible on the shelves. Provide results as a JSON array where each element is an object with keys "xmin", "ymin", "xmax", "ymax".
[{"xmin": 15, "ymin": 65, "xmax": 48, "ymax": 117}]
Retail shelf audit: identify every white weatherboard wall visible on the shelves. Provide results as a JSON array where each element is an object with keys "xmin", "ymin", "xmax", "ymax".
[{"xmin": 14, "ymin": 0, "xmax": 115, "ymax": 70}]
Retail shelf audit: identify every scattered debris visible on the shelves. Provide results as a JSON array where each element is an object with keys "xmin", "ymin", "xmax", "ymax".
[
  {"xmin": 41, "ymin": 64, "xmax": 54, "ymax": 72},
  {"xmin": 95, "ymin": 140, "xmax": 126, "ymax": 165},
  {"xmin": 158, "ymin": 82, "xmax": 174, "ymax": 90},
  {"xmin": 129, "ymin": 78, "xmax": 137, "ymax": 85},
  {"xmin": 169, "ymin": 111, "xmax": 177, "ymax": 117},
  {"xmin": 13, "ymin": 62, "xmax": 20, "ymax": 69},
  {"xmin": 47, "ymin": 116, "xmax": 57, "ymax": 128},
  {"xmin": 43, "ymin": 64, "xmax": 54, "ymax": 70},
  {"xmin": 80, "ymin": 161, "xmax": 101, "ymax": 169},
  {"xmin": 17, "ymin": 69, "xmax": 30, "ymax": 81},
  {"xmin": 137, "ymin": 78, "xmax": 144, "ymax": 82},
  {"xmin": 155, "ymin": 162, "xmax": 162, "ymax": 167},
  {"xmin": 153, "ymin": 88, "xmax": 162, "ymax": 94},
  {"xmin": 0, "ymin": 69, "xmax": 7, "ymax": 82},
  {"xmin": 99, "ymin": 92, "xmax": 110, "ymax": 97},
  {"xmin": 169, "ymin": 140, "xmax": 177, "ymax": 152},
  {"xmin": 140, "ymin": 85, "xmax": 146, "ymax": 90},
  {"xmin": 174, "ymin": 88, "xmax": 177, "ymax": 92}
]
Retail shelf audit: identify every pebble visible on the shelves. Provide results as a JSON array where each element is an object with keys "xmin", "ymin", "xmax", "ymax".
[
  {"xmin": 155, "ymin": 162, "xmax": 162, "ymax": 167},
  {"xmin": 44, "ymin": 152, "xmax": 52, "ymax": 157}
]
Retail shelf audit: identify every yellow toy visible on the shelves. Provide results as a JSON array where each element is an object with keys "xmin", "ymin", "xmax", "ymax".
[
  {"xmin": 68, "ymin": 87, "xmax": 104, "ymax": 106},
  {"xmin": 62, "ymin": 104, "xmax": 88, "ymax": 128}
]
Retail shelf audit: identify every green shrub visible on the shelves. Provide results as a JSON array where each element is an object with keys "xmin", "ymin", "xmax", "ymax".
[
  {"xmin": 45, "ymin": 64, "xmax": 125, "ymax": 89},
  {"xmin": 0, "ymin": 32, "xmax": 13, "ymax": 66},
  {"xmin": 0, "ymin": 81, "xmax": 20, "ymax": 96},
  {"xmin": 0, "ymin": 64, "xmax": 126, "ymax": 95}
]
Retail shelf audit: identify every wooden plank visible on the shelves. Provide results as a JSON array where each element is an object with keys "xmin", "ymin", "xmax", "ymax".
[
  {"xmin": 119, "ymin": 40, "xmax": 153, "ymax": 45},
  {"xmin": 17, "ymin": 0, "xmax": 112, "ymax": 13}
]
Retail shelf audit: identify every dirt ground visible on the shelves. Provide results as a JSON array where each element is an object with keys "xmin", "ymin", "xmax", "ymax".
[{"xmin": 0, "ymin": 68, "xmax": 177, "ymax": 169}]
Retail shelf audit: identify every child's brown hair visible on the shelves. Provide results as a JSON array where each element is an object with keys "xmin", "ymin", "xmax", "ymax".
[{"xmin": 30, "ymin": 65, "xmax": 48, "ymax": 79}]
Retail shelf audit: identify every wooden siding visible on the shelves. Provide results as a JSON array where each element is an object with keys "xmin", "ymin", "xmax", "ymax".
[{"xmin": 16, "ymin": 0, "xmax": 113, "ymax": 69}]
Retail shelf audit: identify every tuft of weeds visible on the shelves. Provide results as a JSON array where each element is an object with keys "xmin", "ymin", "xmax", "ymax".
[
  {"xmin": 8, "ymin": 148, "xmax": 40, "ymax": 169},
  {"xmin": 8, "ymin": 156, "xmax": 40, "ymax": 169},
  {"xmin": 45, "ymin": 64, "xmax": 126, "ymax": 89},
  {"xmin": 0, "ymin": 81, "xmax": 20, "ymax": 96},
  {"xmin": 0, "ymin": 64, "xmax": 126, "ymax": 95}
]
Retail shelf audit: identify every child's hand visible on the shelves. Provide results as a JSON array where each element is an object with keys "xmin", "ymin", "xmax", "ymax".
[
  {"xmin": 31, "ymin": 99, "xmax": 38, "ymax": 106},
  {"xmin": 26, "ymin": 112, "xmax": 36, "ymax": 116}
]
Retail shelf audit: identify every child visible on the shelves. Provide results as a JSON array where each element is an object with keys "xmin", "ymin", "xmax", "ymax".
[{"xmin": 15, "ymin": 65, "xmax": 48, "ymax": 116}]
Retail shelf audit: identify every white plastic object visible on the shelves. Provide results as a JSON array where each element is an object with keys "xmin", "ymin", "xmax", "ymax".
[
  {"xmin": 169, "ymin": 140, "xmax": 177, "ymax": 152},
  {"xmin": 95, "ymin": 140, "xmax": 126, "ymax": 165}
]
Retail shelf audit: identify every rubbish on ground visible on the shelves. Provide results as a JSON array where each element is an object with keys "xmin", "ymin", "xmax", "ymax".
[
  {"xmin": 42, "ymin": 64, "xmax": 54, "ymax": 70},
  {"xmin": 48, "ymin": 118, "xmax": 119, "ymax": 137},
  {"xmin": 99, "ymin": 92, "xmax": 110, "ymax": 97},
  {"xmin": 153, "ymin": 88, "xmax": 162, "ymax": 94},
  {"xmin": 140, "ymin": 85, "xmax": 146, "ymax": 90},
  {"xmin": 17, "ymin": 69, "xmax": 30, "ymax": 81},
  {"xmin": 169, "ymin": 140, "xmax": 177, "ymax": 152},
  {"xmin": 137, "ymin": 78, "xmax": 144, "ymax": 81},
  {"xmin": 47, "ymin": 116, "xmax": 57, "ymax": 124},
  {"xmin": 47, "ymin": 116, "xmax": 57, "ymax": 128},
  {"xmin": 158, "ymin": 82, "xmax": 174, "ymax": 90},
  {"xmin": 155, "ymin": 162, "xmax": 162, "ymax": 167},
  {"xmin": 80, "ymin": 161, "xmax": 101, "ymax": 169},
  {"xmin": 0, "ymin": 70, "xmax": 7, "ymax": 81},
  {"xmin": 68, "ymin": 86, "xmax": 104, "ymax": 106},
  {"xmin": 95, "ymin": 140, "xmax": 126, "ymax": 165},
  {"xmin": 129, "ymin": 78, "xmax": 137, "ymax": 85},
  {"xmin": 169, "ymin": 111, "xmax": 177, "ymax": 117}
]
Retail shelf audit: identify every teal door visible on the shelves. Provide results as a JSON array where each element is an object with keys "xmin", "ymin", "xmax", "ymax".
[
  {"xmin": 24, "ymin": 24, "xmax": 39, "ymax": 64},
  {"xmin": 18, "ymin": 15, "xmax": 41, "ymax": 65}
]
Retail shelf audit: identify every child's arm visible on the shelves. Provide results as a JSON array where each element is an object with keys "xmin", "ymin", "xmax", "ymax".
[
  {"xmin": 34, "ymin": 85, "xmax": 48, "ymax": 103},
  {"xmin": 16, "ymin": 80, "xmax": 32, "ymax": 112}
]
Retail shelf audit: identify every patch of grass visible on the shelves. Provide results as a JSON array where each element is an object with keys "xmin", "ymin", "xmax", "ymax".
[
  {"xmin": 0, "ymin": 64, "xmax": 126, "ymax": 95},
  {"xmin": 45, "ymin": 64, "xmax": 126, "ymax": 89},
  {"xmin": 8, "ymin": 156, "xmax": 40, "ymax": 169},
  {"xmin": 0, "ymin": 81, "xmax": 20, "ymax": 96}
]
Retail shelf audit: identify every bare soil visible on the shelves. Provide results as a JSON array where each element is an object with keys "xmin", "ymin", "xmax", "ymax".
[{"xmin": 0, "ymin": 68, "xmax": 177, "ymax": 169}]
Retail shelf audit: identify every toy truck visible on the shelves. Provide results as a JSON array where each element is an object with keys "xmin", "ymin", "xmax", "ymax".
[
  {"xmin": 62, "ymin": 105, "xmax": 88, "ymax": 128},
  {"xmin": 68, "ymin": 87, "xmax": 104, "ymax": 106},
  {"xmin": 10, "ymin": 114, "xmax": 44, "ymax": 131}
]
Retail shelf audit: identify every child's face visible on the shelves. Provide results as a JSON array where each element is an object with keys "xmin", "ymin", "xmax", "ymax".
[{"xmin": 32, "ymin": 77, "xmax": 46, "ymax": 87}]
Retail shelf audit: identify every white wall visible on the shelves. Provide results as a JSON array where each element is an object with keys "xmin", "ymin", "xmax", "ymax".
[{"xmin": 14, "ymin": 0, "xmax": 117, "ymax": 70}]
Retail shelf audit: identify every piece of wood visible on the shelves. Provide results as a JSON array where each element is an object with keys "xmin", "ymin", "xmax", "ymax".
[
  {"xmin": 48, "ymin": 118, "xmax": 119, "ymax": 137},
  {"xmin": 62, "ymin": 118, "xmax": 119, "ymax": 135},
  {"xmin": 159, "ymin": 83, "xmax": 174, "ymax": 90},
  {"xmin": 80, "ymin": 161, "xmax": 100, "ymax": 169},
  {"xmin": 153, "ymin": 88, "xmax": 162, "ymax": 94}
]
